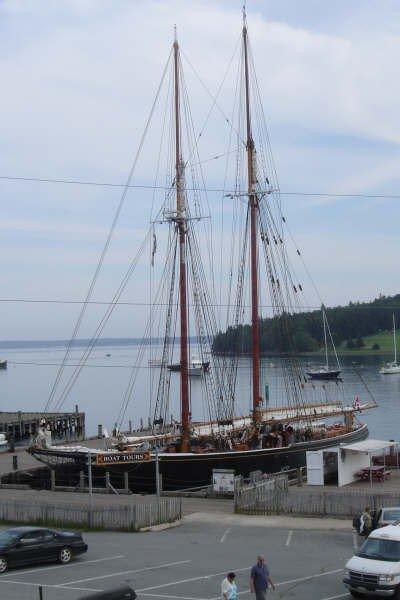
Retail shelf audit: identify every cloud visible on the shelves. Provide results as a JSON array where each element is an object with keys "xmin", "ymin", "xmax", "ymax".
[{"xmin": 0, "ymin": 0, "xmax": 399, "ymax": 338}]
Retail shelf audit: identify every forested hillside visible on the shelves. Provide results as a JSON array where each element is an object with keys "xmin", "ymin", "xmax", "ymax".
[{"xmin": 212, "ymin": 294, "xmax": 400, "ymax": 355}]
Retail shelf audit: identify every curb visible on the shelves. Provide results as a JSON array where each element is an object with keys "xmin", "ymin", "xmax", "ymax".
[{"xmin": 139, "ymin": 519, "xmax": 181, "ymax": 532}]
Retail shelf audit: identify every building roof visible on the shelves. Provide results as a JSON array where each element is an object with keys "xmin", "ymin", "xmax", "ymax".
[{"xmin": 341, "ymin": 439, "xmax": 398, "ymax": 453}]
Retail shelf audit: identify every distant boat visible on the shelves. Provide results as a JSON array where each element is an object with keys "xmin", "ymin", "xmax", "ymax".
[
  {"xmin": 0, "ymin": 359, "xmax": 7, "ymax": 370},
  {"xmin": 105, "ymin": 353, "xmax": 111, "ymax": 357},
  {"xmin": 168, "ymin": 357, "xmax": 210, "ymax": 376},
  {"xmin": 380, "ymin": 314, "xmax": 400, "ymax": 374},
  {"xmin": 307, "ymin": 306, "xmax": 341, "ymax": 381}
]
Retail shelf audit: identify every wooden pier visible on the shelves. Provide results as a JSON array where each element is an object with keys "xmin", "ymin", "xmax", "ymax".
[{"xmin": 0, "ymin": 406, "xmax": 85, "ymax": 444}]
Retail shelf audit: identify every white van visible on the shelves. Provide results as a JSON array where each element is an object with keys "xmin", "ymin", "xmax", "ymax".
[{"xmin": 344, "ymin": 524, "xmax": 400, "ymax": 597}]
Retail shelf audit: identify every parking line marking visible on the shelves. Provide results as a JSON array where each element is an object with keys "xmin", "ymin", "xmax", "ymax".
[
  {"xmin": 62, "ymin": 559, "xmax": 191, "ymax": 586},
  {"xmin": 138, "ymin": 566, "xmax": 252, "ymax": 593},
  {"xmin": 209, "ymin": 568, "xmax": 344, "ymax": 599},
  {"xmin": 220, "ymin": 528, "xmax": 231, "ymax": 543},
  {"xmin": 0, "ymin": 554, "xmax": 125, "ymax": 579},
  {"xmin": 285, "ymin": 530, "xmax": 293, "ymax": 546},
  {"xmin": 0, "ymin": 580, "xmax": 101, "ymax": 592},
  {"xmin": 275, "ymin": 568, "xmax": 344, "ymax": 587},
  {"xmin": 320, "ymin": 594, "xmax": 350, "ymax": 600},
  {"xmin": 141, "ymin": 594, "xmax": 209, "ymax": 600}
]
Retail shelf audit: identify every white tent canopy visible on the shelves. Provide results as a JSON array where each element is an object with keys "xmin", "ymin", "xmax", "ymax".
[
  {"xmin": 341, "ymin": 439, "xmax": 398, "ymax": 487},
  {"xmin": 341, "ymin": 439, "xmax": 397, "ymax": 454}
]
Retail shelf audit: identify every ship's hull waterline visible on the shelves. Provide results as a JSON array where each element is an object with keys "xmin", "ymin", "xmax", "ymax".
[{"xmin": 28, "ymin": 423, "xmax": 368, "ymax": 492}]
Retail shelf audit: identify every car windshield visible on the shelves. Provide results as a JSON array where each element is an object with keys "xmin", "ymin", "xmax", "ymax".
[
  {"xmin": 382, "ymin": 510, "xmax": 400, "ymax": 522},
  {"xmin": 357, "ymin": 538, "xmax": 400, "ymax": 562},
  {"xmin": 0, "ymin": 530, "xmax": 21, "ymax": 545}
]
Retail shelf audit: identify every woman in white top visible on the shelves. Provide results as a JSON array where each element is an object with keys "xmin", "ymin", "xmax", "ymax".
[{"xmin": 221, "ymin": 572, "xmax": 237, "ymax": 600}]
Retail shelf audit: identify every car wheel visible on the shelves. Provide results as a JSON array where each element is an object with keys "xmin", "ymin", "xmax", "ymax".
[
  {"xmin": 393, "ymin": 586, "xmax": 400, "ymax": 600},
  {"xmin": 0, "ymin": 557, "xmax": 8, "ymax": 573},
  {"xmin": 59, "ymin": 547, "xmax": 72, "ymax": 564},
  {"xmin": 350, "ymin": 592, "xmax": 365, "ymax": 599}
]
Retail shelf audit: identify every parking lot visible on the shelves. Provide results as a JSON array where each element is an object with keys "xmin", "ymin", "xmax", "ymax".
[{"xmin": 0, "ymin": 516, "xmax": 355, "ymax": 600}]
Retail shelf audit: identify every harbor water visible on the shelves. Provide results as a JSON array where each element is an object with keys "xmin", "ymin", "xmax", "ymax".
[{"xmin": 0, "ymin": 343, "xmax": 398, "ymax": 441}]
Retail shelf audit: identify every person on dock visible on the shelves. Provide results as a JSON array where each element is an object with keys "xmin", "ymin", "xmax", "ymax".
[
  {"xmin": 250, "ymin": 555, "xmax": 275, "ymax": 599},
  {"xmin": 221, "ymin": 572, "xmax": 237, "ymax": 600}
]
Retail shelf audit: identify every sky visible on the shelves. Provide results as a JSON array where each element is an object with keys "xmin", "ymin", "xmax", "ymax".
[{"xmin": 1, "ymin": 0, "xmax": 400, "ymax": 339}]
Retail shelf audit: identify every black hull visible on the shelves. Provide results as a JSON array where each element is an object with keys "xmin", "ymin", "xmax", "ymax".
[
  {"xmin": 28, "ymin": 424, "xmax": 368, "ymax": 492},
  {"xmin": 307, "ymin": 370, "xmax": 341, "ymax": 380}
]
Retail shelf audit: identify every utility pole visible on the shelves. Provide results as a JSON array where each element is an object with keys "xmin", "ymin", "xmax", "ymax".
[{"xmin": 87, "ymin": 451, "xmax": 93, "ymax": 527}]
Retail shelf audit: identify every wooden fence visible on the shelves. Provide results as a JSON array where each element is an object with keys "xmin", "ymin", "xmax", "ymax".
[
  {"xmin": 0, "ymin": 497, "xmax": 182, "ymax": 531},
  {"xmin": 234, "ymin": 475, "xmax": 288, "ymax": 514},
  {"xmin": 235, "ymin": 481, "xmax": 400, "ymax": 518}
]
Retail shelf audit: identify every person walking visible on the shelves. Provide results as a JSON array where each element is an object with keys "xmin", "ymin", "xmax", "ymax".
[
  {"xmin": 250, "ymin": 555, "xmax": 275, "ymax": 599},
  {"xmin": 221, "ymin": 572, "xmax": 237, "ymax": 600},
  {"xmin": 361, "ymin": 506, "xmax": 373, "ymax": 536}
]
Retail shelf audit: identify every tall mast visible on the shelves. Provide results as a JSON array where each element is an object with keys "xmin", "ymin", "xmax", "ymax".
[
  {"xmin": 173, "ymin": 29, "xmax": 190, "ymax": 451},
  {"xmin": 393, "ymin": 313, "xmax": 397, "ymax": 364},
  {"xmin": 322, "ymin": 306, "xmax": 329, "ymax": 369},
  {"xmin": 243, "ymin": 13, "xmax": 261, "ymax": 422}
]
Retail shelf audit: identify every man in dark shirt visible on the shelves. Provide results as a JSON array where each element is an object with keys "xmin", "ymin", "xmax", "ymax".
[{"xmin": 250, "ymin": 555, "xmax": 275, "ymax": 600}]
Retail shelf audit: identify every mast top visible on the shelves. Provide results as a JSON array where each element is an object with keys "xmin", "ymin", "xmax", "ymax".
[
  {"xmin": 242, "ymin": 2, "xmax": 247, "ymax": 28},
  {"xmin": 174, "ymin": 24, "xmax": 178, "ymax": 47}
]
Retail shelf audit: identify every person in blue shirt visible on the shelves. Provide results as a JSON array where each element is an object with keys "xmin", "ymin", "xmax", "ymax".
[{"xmin": 250, "ymin": 555, "xmax": 275, "ymax": 599}]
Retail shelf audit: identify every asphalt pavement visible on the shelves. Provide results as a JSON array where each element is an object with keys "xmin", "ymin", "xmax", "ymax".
[{"xmin": 0, "ymin": 513, "xmax": 355, "ymax": 600}]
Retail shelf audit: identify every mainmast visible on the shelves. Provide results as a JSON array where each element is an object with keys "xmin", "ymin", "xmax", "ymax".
[
  {"xmin": 173, "ymin": 29, "xmax": 190, "ymax": 451},
  {"xmin": 243, "ymin": 14, "xmax": 261, "ymax": 422}
]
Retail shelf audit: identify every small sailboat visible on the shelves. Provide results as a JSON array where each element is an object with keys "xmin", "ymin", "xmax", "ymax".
[
  {"xmin": 380, "ymin": 314, "xmax": 400, "ymax": 374},
  {"xmin": 307, "ymin": 306, "xmax": 341, "ymax": 380},
  {"xmin": 0, "ymin": 359, "xmax": 7, "ymax": 370}
]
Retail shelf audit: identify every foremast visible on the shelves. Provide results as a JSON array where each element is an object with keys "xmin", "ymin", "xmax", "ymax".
[
  {"xmin": 243, "ymin": 14, "xmax": 261, "ymax": 423},
  {"xmin": 173, "ymin": 30, "xmax": 190, "ymax": 451}
]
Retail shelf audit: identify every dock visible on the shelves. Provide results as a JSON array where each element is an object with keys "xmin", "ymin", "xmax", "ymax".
[{"xmin": 0, "ymin": 406, "xmax": 85, "ymax": 444}]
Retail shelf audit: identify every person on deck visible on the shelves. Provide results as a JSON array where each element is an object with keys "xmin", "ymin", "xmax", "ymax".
[{"xmin": 250, "ymin": 555, "xmax": 275, "ymax": 600}]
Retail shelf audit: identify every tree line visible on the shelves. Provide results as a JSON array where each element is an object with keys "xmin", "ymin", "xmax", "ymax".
[{"xmin": 212, "ymin": 293, "xmax": 400, "ymax": 355}]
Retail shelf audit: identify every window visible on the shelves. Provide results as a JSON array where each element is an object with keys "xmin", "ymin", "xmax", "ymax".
[{"xmin": 358, "ymin": 538, "xmax": 400, "ymax": 562}]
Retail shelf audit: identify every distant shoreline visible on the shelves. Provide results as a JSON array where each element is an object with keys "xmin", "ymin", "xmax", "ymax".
[{"xmin": 0, "ymin": 337, "xmax": 200, "ymax": 350}]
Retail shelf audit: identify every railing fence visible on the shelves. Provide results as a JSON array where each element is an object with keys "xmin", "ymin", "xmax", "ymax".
[
  {"xmin": 0, "ymin": 497, "xmax": 182, "ymax": 531},
  {"xmin": 235, "ymin": 477, "xmax": 400, "ymax": 517}
]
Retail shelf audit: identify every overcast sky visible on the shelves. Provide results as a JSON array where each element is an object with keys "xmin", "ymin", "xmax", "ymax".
[{"xmin": 1, "ymin": 0, "xmax": 400, "ymax": 340}]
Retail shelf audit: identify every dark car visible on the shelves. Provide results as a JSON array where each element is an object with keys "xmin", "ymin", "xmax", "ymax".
[{"xmin": 0, "ymin": 526, "xmax": 88, "ymax": 573}]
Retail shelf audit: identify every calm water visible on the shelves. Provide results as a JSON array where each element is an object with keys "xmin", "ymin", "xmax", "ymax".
[{"xmin": 1, "ymin": 344, "xmax": 399, "ymax": 441}]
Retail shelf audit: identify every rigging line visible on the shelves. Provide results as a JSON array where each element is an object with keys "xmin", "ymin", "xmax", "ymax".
[
  {"xmin": 44, "ymin": 49, "xmax": 173, "ymax": 413},
  {"xmin": 2, "ymin": 296, "xmax": 400, "ymax": 312},
  {"xmin": 180, "ymin": 35, "xmax": 244, "ymax": 149},
  {"xmin": 3, "ymin": 173, "xmax": 400, "ymax": 199},
  {"xmin": 52, "ymin": 229, "xmax": 151, "ymax": 412}
]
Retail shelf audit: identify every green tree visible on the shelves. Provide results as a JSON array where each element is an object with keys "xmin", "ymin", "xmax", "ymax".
[
  {"xmin": 372, "ymin": 343, "xmax": 380, "ymax": 350},
  {"xmin": 292, "ymin": 329, "xmax": 318, "ymax": 352},
  {"xmin": 346, "ymin": 339, "xmax": 355, "ymax": 349}
]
